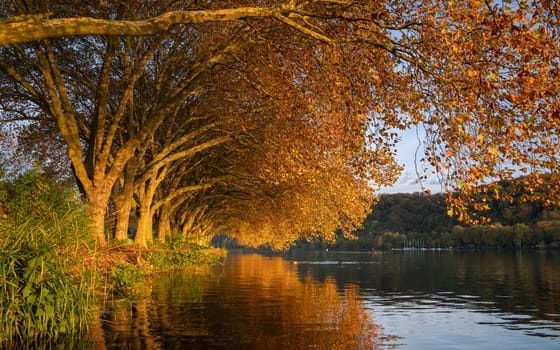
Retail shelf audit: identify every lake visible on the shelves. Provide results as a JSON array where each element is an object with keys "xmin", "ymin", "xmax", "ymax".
[{"xmin": 86, "ymin": 249, "xmax": 560, "ymax": 349}]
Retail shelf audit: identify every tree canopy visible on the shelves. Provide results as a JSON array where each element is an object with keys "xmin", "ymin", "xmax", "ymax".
[{"xmin": 1, "ymin": 0, "xmax": 559, "ymax": 248}]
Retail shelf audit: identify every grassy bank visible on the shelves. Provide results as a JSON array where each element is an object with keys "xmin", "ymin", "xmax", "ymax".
[
  {"xmin": 0, "ymin": 171, "xmax": 225, "ymax": 348},
  {"xmin": 89, "ymin": 240, "xmax": 226, "ymax": 299}
]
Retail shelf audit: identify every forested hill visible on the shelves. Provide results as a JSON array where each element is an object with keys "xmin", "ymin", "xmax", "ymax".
[
  {"xmin": 327, "ymin": 185, "xmax": 560, "ymax": 250},
  {"xmin": 363, "ymin": 193, "xmax": 453, "ymax": 236}
]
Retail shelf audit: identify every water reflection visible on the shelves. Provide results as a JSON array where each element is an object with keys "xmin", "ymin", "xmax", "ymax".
[
  {"xmin": 86, "ymin": 250, "xmax": 560, "ymax": 349},
  {"xmin": 90, "ymin": 253, "xmax": 387, "ymax": 349},
  {"xmin": 286, "ymin": 249, "xmax": 560, "ymax": 348}
]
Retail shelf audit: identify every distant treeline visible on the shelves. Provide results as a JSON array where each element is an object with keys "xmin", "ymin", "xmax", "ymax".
[{"xmin": 296, "ymin": 182, "xmax": 560, "ymax": 251}]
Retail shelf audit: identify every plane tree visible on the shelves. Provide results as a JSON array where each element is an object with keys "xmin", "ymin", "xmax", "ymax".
[
  {"xmin": 0, "ymin": 0, "xmax": 246, "ymax": 245},
  {"xmin": 1, "ymin": 0, "xmax": 559, "ymax": 246},
  {"xmin": 130, "ymin": 122, "xmax": 229, "ymax": 247},
  {"xmin": 410, "ymin": 1, "xmax": 560, "ymax": 222}
]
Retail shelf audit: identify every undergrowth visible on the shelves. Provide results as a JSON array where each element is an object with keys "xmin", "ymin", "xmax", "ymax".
[
  {"xmin": 145, "ymin": 234, "xmax": 226, "ymax": 270},
  {"xmin": 0, "ymin": 171, "xmax": 96, "ymax": 347}
]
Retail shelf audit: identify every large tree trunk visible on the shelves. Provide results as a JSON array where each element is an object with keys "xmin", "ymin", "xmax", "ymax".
[
  {"xmin": 134, "ymin": 181, "xmax": 155, "ymax": 248},
  {"xmin": 196, "ymin": 225, "xmax": 213, "ymax": 247},
  {"xmin": 180, "ymin": 205, "xmax": 204, "ymax": 240},
  {"xmin": 88, "ymin": 192, "xmax": 108, "ymax": 247},
  {"xmin": 134, "ymin": 206, "xmax": 153, "ymax": 248},
  {"xmin": 157, "ymin": 203, "xmax": 171, "ymax": 243},
  {"xmin": 112, "ymin": 164, "xmax": 138, "ymax": 242},
  {"xmin": 181, "ymin": 214, "xmax": 196, "ymax": 239},
  {"xmin": 114, "ymin": 195, "xmax": 133, "ymax": 242}
]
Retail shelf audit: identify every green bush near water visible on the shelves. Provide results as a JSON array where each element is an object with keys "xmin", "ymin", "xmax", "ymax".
[
  {"xmin": 145, "ymin": 234, "xmax": 226, "ymax": 270},
  {"xmin": 106, "ymin": 261, "xmax": 148, "ymax": 299},
  {"xmin": 0, "ymin": 171, "xmax": 96, "ymax": 347}
]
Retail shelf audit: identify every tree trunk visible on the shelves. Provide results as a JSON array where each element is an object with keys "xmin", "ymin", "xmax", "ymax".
[
  {"xmin": 114, "ymin": 197, "xmax": 133, "ymax": 242},
  {"xmin": 197, "ymin": 226, "xmax": 213, "ymax": 247},
  {"xmin": 181, "ymin": 206, "xmax": 202, "ymax": 240},
  {"xmin": 157, "ymin": 203, "xmax": 171, "ymax": 243},
  {"xmin": 113, "ymin": 174, "xmax": 137, "ymax": 242},
  {"xmin": 134, "ymin": 203, "xmax": 153, "ymax": 248},
  {"xmin": 181, "ymin": 215, "xmax": 195, "ymax": 239},
  {"xmin": 88, "ymin": 195, "xmax": 107, "ymax": 247}
]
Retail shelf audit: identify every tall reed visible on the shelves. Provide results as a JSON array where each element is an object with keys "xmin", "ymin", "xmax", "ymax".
[{"xmin": 0, "ymin": 171, "xmax": 96, "ymax": 347}]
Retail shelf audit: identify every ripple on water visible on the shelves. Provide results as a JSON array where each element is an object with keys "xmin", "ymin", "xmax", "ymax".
[{"xmin": 293, "ymin": 260, "xmax": 379, "ymax": 265}]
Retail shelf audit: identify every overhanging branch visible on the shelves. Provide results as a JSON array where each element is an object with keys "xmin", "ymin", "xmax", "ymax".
[{"xmin": 0, "ymin": 4, "xmax": 333, "ymax": 45}]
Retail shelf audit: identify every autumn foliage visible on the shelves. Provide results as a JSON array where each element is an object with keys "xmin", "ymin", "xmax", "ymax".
[{"xmin": 0, "ymin": 0, "xmax": 559, "ymax": 248}]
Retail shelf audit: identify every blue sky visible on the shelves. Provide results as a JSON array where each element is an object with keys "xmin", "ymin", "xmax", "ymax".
[{"xmin": 379, "ymin": 128, "xmax": 443, "ymax": 194}]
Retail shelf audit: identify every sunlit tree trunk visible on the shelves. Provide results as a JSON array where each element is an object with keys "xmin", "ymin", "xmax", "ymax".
[
  {"xmin": 180, "ymin": 205, "xmax": 203, "ymax": 240},
  {"xmin": 135, "ymin": 206, "xmax": 153, "ymax": 248},
  {"xmin": 113, "ymin": 188, "xmax": 134, "ymax": 242},
  {"xmin": 157, "ymin": 202, "xmax": 171, "ymax": 243},
  {"xmin": 196, "ymin": 225, "xmax": 214, "ymax": 247},
  {"xmin": 88, "ymin": 190, "xmax": 108, "ymax": 247},
  {"xmin": 134, "ymin": 159, "xmax": 168, "ymax": 247},
  {"xmin": 134, "ymin": 180, "xmax": 155, "ymax": 248},
  {"xmin": 112, "ymin": 160, "xmax": 140, "ymax": 242},
  {"xmin": 15, "ymin": 36, "xmax": 152, "ymax": 246}
]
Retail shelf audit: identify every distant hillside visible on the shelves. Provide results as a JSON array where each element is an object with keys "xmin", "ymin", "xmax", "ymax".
[
  {"xmin": 362, "ymin": 193, "xmax": 453, "ymax": 236},
  {"xmin": 345, "ymin": 186, "xmax": 560, "ymax": 250},
  {"xmin": 293, "ymin": 178, "xmax": 560, "ymax": 251}
]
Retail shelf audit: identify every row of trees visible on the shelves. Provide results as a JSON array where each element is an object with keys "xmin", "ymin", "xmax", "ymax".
[
  {"xmin": 1, "ymin": 1, "xmax": 559, "ymax": 249},
  {"xmin": 1, "ymin": 0, "xmax": 403, "ymax": 249}
]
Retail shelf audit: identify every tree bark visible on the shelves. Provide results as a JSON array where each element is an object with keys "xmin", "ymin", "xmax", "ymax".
[
  {"xmin": 113, "ymin": 190, "xmax": 134, "ymax": 242},
  {"xmin": 134, "ymin": 206, "xmax": 153, "ymax": 248},
  {"xmin": 113, "ymin": 161, "xmax": 140, "ymax": 242},
  {"xmin": 157, "ymin": 203, "xmax": 171, "ymax": 243},
  {"xmin": 88, "ymin": 191, "xmax": 108, "ymax": 247},
  {"xmin": 134, "ymin": 176, "xmax": 158, "ymax": 248},
  {"xmin": 0, "ymin": 4, "xmax": 333, "ymax": 46}
]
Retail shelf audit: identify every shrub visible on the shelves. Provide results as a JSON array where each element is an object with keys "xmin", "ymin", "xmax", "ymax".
[
  {"xmin": 145, "ymin": 233, "xmax": 226, "ymax": 270},
  {"xmin": 106, "ymin": 262, "xmax": 147, "ymax": 299}
]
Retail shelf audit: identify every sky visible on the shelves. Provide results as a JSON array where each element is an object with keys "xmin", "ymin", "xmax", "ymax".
[{"xmin": 379, "ymin": 127, "xmax": 443, "ymax": 194}]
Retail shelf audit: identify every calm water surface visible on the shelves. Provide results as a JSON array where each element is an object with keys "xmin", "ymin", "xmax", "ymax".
[{"xmin": 88, "ymin": 249, "xmax": 560, "ymax": 349}]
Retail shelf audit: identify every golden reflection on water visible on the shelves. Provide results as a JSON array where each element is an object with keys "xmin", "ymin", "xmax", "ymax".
[{"xmin": 90, "ymin": 254, "xmax": 387, "ymax": 349}]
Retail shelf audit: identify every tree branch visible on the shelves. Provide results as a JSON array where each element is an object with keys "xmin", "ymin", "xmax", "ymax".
[{"xmin": 0, "ymin": 6, "xmax": 327, "ymax": 45}]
